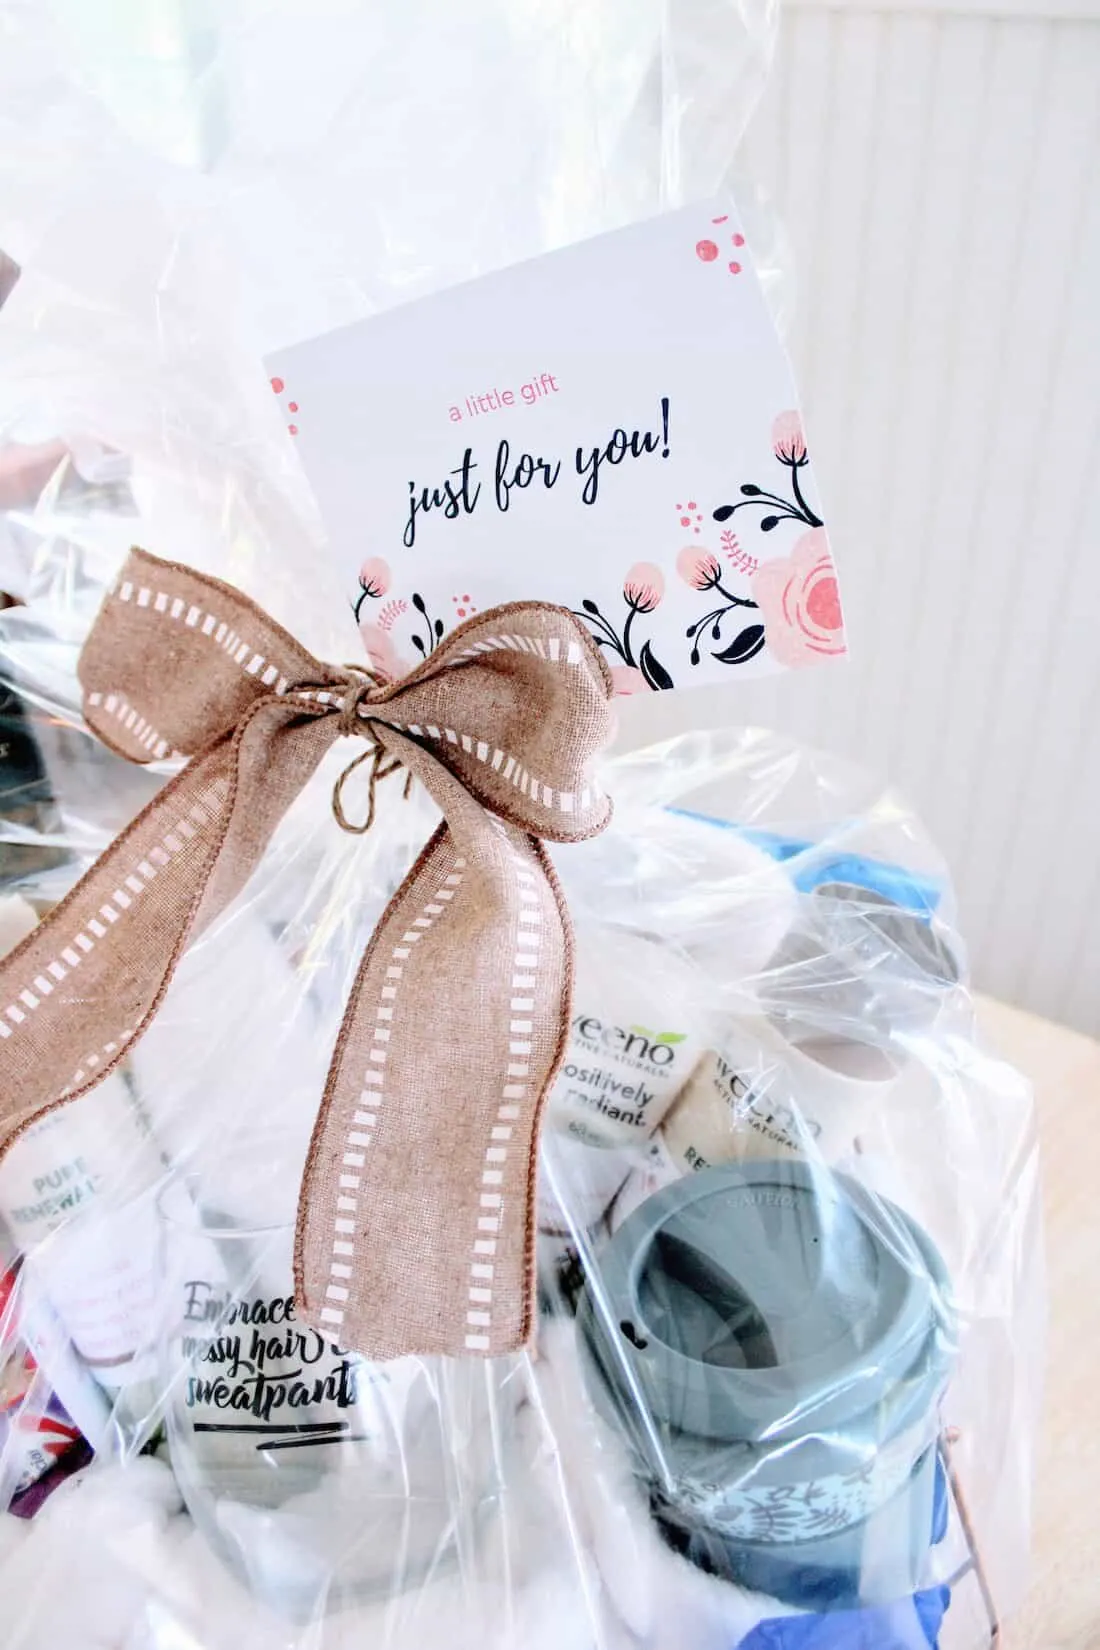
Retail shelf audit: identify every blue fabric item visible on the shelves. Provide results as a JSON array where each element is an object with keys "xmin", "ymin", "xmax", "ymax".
[
  {"xmin": 739, "ymin": 1587, "xmax": 951, "ymax": 1649},
  {"xmin": 664, "ymin": 809, "xmax": 943, "ymax": 913}
]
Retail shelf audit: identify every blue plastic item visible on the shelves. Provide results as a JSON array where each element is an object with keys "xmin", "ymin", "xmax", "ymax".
[
  {"xmin": 664, "ymin": 809, "xmax": 943, "ymax": 914},
  {"xmin": 740, "ymin": 1586, "xmax": 950, "ymax": 1649}
]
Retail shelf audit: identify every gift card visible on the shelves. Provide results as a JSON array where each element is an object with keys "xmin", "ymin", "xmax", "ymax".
[{"xmin": 266, "ymin": 200, "xmax": 845, "ymax": 695}]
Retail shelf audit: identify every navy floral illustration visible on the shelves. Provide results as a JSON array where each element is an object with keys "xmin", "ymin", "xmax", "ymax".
[
  {"xmin": 712, "ymin": 410, "xmax": 822, "ymax": 534},
  {"xmin": 574, "ymin": 561, "xmax": 675, "ymax": 692},
  {"xmin": 677, "ymin": 546, "xmax": 764, "ymax": 665}
]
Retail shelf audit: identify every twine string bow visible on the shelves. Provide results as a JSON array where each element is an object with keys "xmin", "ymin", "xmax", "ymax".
[
  {"xmin": 330, "ymin": 664, "xmax": 413, "ymax": 834},
  {"xmin": 0, "ymin": 549, "xmax": 614, "ymax": 1360}
]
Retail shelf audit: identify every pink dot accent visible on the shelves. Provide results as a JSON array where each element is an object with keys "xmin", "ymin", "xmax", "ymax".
[
  {"xmin": 732, "ymin": 234, "xmax": 745, "ymax": 248},
  {"xmin": 687, "ymin": 501, "xmax": 697, "ymax": 510},
  {"xmin": 806, "ymin": 576, "xmax": 842, "ymax": 632},
  {"xmin": 456, "ymin": 608, "xmax": 466, "ymax": 619},
  {"xmin": 464, "ymin": 594, "xmax": 470, "ymax": 602},
  {"xmin": 696, "ymin": 240, "xmax": 719, "ymax": 263},
  {"xmin": 680, "ymin": 515, "xmax": 691, "ymax": 526},
  {"xmin": 270, "ymin": 377, "xmax": 284, "ymax": 394},
  {"xmin": 288, "ymin": 424, "xmax": 299, "ymax": 436},
  {"xmin": 729, "ymin": 262, "xmax": 742, "ymax": 275},
  {"xmin": 288, "ymin": 401, "xmax": 299, "ymax": 413}
]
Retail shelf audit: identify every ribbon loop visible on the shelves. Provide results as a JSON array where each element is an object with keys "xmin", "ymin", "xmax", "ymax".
[
  {"xmin": 79, "ymin": 547, "xmax": 341, "ymax": 764},
  {"xmin": 0, "ymin": 550, "xmax": 614, "ymax": 1360}
]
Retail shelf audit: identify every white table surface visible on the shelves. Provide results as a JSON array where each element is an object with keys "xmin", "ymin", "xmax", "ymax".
[{"xmin": 976, "ymin": 997, "xmax": 1100, "ymax": 1650}]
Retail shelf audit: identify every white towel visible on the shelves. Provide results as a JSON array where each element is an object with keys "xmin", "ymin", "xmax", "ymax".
[
  {"xmin": 532, "ymin": 1318, "xmax": 799, "ymax": 1650},
  {"xmin": 0, "ymin": 1370, "xmax": 603, "ymax": 1650}
]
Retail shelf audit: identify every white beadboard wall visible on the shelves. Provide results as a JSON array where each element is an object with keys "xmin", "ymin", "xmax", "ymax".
[{"xmin": 625, "ymin": 0, "xmax": 1100, "ymax": 1036}]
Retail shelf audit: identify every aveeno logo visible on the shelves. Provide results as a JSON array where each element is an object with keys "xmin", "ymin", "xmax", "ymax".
[{"xmin": 572, "ymin": 1015, "xmax": 687, "ymax": 1069}]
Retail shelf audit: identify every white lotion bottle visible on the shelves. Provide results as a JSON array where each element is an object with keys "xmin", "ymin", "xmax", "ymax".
[
  {"xmin": 539, "ymin": 927, "xmax": 709, "ymax": 1234},
  {"xmin": 661, "ymin": 1014, "xmax": 902, "ymax": 1174},
  {"xmin": 0, "ymin": 898, "xmax": 165, "ymax": 1428}
]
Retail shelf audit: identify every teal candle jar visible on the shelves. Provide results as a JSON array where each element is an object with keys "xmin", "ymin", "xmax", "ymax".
[{"xmin": 577, "ymin": 1159, "xmax": 956, "ymax": 1610}]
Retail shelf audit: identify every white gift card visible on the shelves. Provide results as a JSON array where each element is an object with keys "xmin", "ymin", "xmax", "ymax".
[{"xmin": 266, "ymin": 200, "xmax": 846, "ymax": 695}]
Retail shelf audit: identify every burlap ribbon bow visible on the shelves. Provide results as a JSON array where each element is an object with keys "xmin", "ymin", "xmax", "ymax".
[{"xmin": 0, "ymin": 549, "xmax": 615, "ymax": 1360}]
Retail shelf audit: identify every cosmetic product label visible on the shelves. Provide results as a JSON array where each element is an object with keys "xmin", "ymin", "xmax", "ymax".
[
  {"xmin": 0, "ymin": 1263, "xmax": 89, "ymax": 1502},
  {"xmin": 0, "ymin": 1076, "xmax": 162, "ymax": 1245},
  {"xmin": 664, "ymin": 1043, "xmax": 799, "ymax": 1170},
  {"xmin": 663, "ymin": 1020, "xmax": 894, "ymax": 1173},
  {"xmin": 0, "ymin": 1067, "xmax": 166, "ymax": 1390},
  {"xmin": 266, "ymin": 199, "xmax": 845, "ymax": 694},
  {"xmin": 1, "ymin": 1387, "xmax": 84, "ymax": 1501},
  {"xmin": 30, "ymin": 1199, "xmax": 160, "ymax": 1385},
  {"xmin": 551, "ymin": 1016, "xmax": 702, "ymax": 1148},
  {"xmin": 545, "ymin": 928, "xmax": 708, "ymax": 1150},
  {"xmin": 7, "ymin": 1263, "xmax": 112, "ymax": 1452}
]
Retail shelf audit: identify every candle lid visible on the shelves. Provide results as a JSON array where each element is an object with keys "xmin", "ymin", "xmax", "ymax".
[{"xmin": 578, "ymin": 1159, "xmax": 954, "ymax": 1451}]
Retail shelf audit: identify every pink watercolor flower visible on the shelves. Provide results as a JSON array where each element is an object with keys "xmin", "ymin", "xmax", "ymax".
[
  {"xmin": 771, "ymin": 411, "xmax": 807, "ymax": 464},
  {"xmin": 358, "ymin": 620, "xmax": 411, "ymax": 683},
  {"xmin": 610, "ymin": 665, "xmax": 652, "ymax": 696},
  {"xmin": 751, "ymin": 529, "xmax": 846, "ymax": 669},
  {"xmin": 623, "ymin": 562, "xmax": 665, "ymax": 612},
  {"xmin": 357, "ymin": 556, "xmax": 391, "ymax": 599},
  {"xmin": 676, "ymin": 546, "xmax": 722, "ymax": 591}
]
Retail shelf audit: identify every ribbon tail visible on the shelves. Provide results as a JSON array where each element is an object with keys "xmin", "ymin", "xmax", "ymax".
[
  {"xmin": 296, "ymin": 754, "xmax": 572, "ymax": 1359},
  {"xmin": 0, "ymin": 700, "xmax": 336, "ymax": 1163}
]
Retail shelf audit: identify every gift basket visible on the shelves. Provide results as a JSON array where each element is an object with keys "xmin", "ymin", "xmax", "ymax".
[{"xmin": 0, "ymin": 5, "xmax": 1041, "ymax": 1647}]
